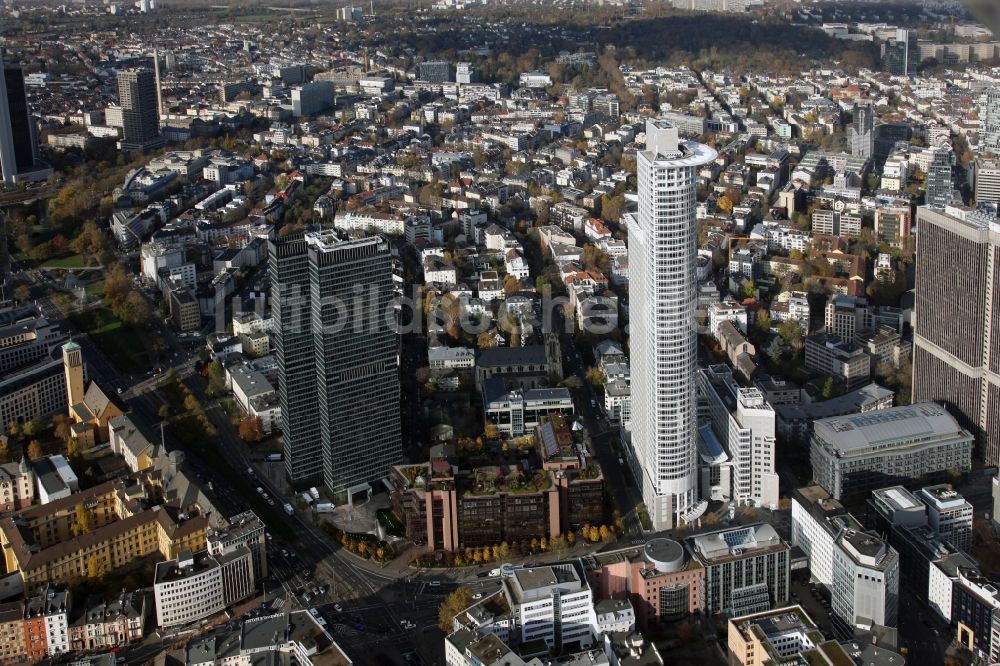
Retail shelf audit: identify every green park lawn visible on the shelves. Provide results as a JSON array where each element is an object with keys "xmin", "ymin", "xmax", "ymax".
[{"xmin": 69, "ymin": 307, "xmax": 150, "ymax": 374}]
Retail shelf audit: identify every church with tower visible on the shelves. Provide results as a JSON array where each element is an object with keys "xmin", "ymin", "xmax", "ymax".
[{"xmin": 62, "ymin": 341, "xmax": 124, "ymax": 449}]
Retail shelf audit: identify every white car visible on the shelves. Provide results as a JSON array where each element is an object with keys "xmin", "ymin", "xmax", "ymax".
[{"xmin": 333, "ymin": 604, "xmax": 343, "ymax": 612}]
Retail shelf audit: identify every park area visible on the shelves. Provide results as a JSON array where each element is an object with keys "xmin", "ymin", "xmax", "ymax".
[{"xmin": 69, "ymin": 306, "xmax": 151, "ymax": 374}]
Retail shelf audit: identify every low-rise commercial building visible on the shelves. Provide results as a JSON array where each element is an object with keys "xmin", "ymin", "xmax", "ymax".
[
  {"xmin": 153, "ymin": 547, "xmax": 255, "ymax": 628},
  {"xmin": 391, "ymin": 419, "xmax": 604, "ymax": 552},
  {"xmin": 686, "ymin": 524, "xmax": 790, "ymax": 616},
  {"xmin": 809, "ymin": 403, "xmax": 973, "ymax": 501},
  {"xmin": 481, "ymin": 378, "xmax": 573, "ymax": 437},
  {"xmin": 583, "ymin": 539, "xmax": 704, "ymax": 629},
  {"xmin": 918, "ymin": 484, "xmax": 973, "ymax": 553}
]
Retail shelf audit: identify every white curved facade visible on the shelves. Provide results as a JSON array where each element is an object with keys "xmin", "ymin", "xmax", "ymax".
[{"xmin": 627, "ymin": 120, "xmax": 716, "ymax": 530}]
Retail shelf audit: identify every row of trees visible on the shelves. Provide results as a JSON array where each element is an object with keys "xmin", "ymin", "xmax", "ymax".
[{"xmin": 414, "ymin": 522, "xmax": 622, "ymax": 571}]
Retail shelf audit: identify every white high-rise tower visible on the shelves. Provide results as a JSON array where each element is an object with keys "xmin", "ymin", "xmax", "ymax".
[{"xmin": 626, "ymin": 119, "xmax": 716, "ymax": 531}]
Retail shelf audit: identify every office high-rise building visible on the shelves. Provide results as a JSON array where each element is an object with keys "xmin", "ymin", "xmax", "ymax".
[
  {"xmin": 625, "ymin": 120, "xmax": 717, "ymax": 530},
  {"xmin": 973, "ymin": 157, "xmax": 1000, "ymax": 204},
  {"xmin": 925, "ymin": 145, "xmax": 954, "ymax": 209},
  {"xmin": 417, "ymin": 60, "xmax": 453, "ymax": 84},
  {"xmin": 456, "ymin": 62, "xmax": 478, "ymax": 84},
  {"xmin": 850, "ymin": 103, "xmax": 874, "ymax": 160},
  {"xmin": 697, "ymin": 366, "xmax": 779, "ymax": 510},
  {"xmin": 269, "ymin": 230, "xmax": 401, "ymax": 498},
  {"xmin": 883, "ymin": 29, "xmax": 918, "ymax": 76},
  {"xmin": 270, "ymin": 233, "xmax": 321, "ymax": 485},
  {"xmin": 912, "ymin": 205, "xmax": 1000, "ymax": 465},
  {"xmin": 979, "ymin": 87, "xmax": 1000, "ymax": 155},
  {"xmin": 117, "ymin": 68, "xmax": 163, "ymax": 151},
  {"xmin": 0, "ymin": 58, "xmax": 49, "ymax": 184},
  {"xmin": 290, "ymin": 80, "xmax": 335, "ymax": 117}
]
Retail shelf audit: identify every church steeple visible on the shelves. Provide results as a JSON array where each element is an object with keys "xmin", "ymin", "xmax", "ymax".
[{"xmin": 62, "ymin": 341, "xmax": 85, "ymax": 412}]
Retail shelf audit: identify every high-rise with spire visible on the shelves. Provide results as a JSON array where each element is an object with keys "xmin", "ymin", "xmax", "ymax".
[{"xmin": 625, "ymin": 120, "xmax": 717, "ymax": 530}]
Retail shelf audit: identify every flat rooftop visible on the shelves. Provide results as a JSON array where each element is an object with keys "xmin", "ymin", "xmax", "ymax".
[
  {"xmin": 872, "ymin": 486, "xmax": 922, "ymax": 511},
  {"xmin": 154, "ymin": 550, "xmax": 218, "ymax": 585}
]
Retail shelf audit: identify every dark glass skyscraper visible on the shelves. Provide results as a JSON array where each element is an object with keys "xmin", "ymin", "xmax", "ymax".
[
  {"xmin": 269, "ymin": 230, "xmax": 402, "ymax": 498},
  {"xmin": 270, "ymin": 232, "xmax": 322, "ymax": 486},
  {"xmin": 118, "ymin": 68, "xmax": 163, "ymax": 151},
  {"xmin": 912, "ymin": 206, "xmax": 1000, "ymax": 465},
  {"xmin": 0, "ymin": 59, "xmax": 46, "ymax": 184}
]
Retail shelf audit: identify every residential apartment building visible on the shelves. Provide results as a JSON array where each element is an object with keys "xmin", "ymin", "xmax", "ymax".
[
  {"xmin": 811, "ymin": 209, "xmax": 862, "ymax": 239},
  {"xmin": 0, "ymin": 458, "xmax": 212, "ymax": 589},
  {"xmin": 857, "ymin": 326, "xmax": 911, "ymax": 372},
  {"xmin": 804, "ymin": 335, "xmax": 872, "ymax": 390},
  {"xmin": 696, "ymin": 366, "xmax": 779, "ymax": 509},
  {"xmin": 0, "ymin": 602, "xmax": 24, "ymax": 663},
  {"xmin": 626, "ymin": 120, "xmax": 717, "ymax": 530},
  {"xmin": 686, "ymin": 524, "xmax": 789, "ymax": 616},
  {"xmin": 391, "ymin": 420, "xmax": 604, "ymax": 552},
  {"xmin": 809, "ymin": 403, "xmax": 974, "ymax": 501},
  {"xmin": 874, "ymin": 206, "xmax": 912, "ymax": 248},
  {"xmin": 912, "ymin": 205, "xmax": 1000, "ymax": 465},
  {"xmin": 824, "ymin": 295, "xmax": 871, "ymax": 344},
  {"xmin": 68, "ymin": 590, "xmax": 146, "ymax": 652},
  {"xmin": 979, "ymin": 87, "xmax": 1000, "ymax": 154}
]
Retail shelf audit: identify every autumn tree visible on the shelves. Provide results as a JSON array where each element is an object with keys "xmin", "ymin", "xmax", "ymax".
[
  {"xmin": 438, "ymin": 586, "xmax": 474, "ymax": 632},
  {"xmin": 206, "ymin": 360, "xmax": 227, "ymax": 397},
  {"xmin": 103, "ymin": 263, "xmax": 132, "ymax": 306},
  {"xmin": 74, "ymin": 503, "xmax": 94, "ymax": 535},
  {"xmin": 21, "ymin": 419, "xmax": 43, "ymax": 440},
  {"xmin": 26, "ymin": 440, "xmax": 43, "ymax": 461},
  {"xmin": 52, "ymin": 415, "xmax": 71, "ymax": 443},
  {"xmin": 87, "ymin": 555, "xmax": 103, "ymax": 580},
  {"xmin": 585, "ymin": 366, "xmax": 605, "ymax": 389},
  {"xmin": 580, "ymin": 244, "xmax": 609, "ymax": 272},
  {"xmin": 0, "ymin": 438, "xmax": 11, "ymax": 465},
  {"xmin": 239, "ymin": 415, "xmax": 265, "ymax": 443},
  {"xmin": 599, "ymin": 194, "xmax": 625, "ymax": 223},
  {"xmin": 503, "ymin": 275, "xmax": 521, "ymax": 294}
]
